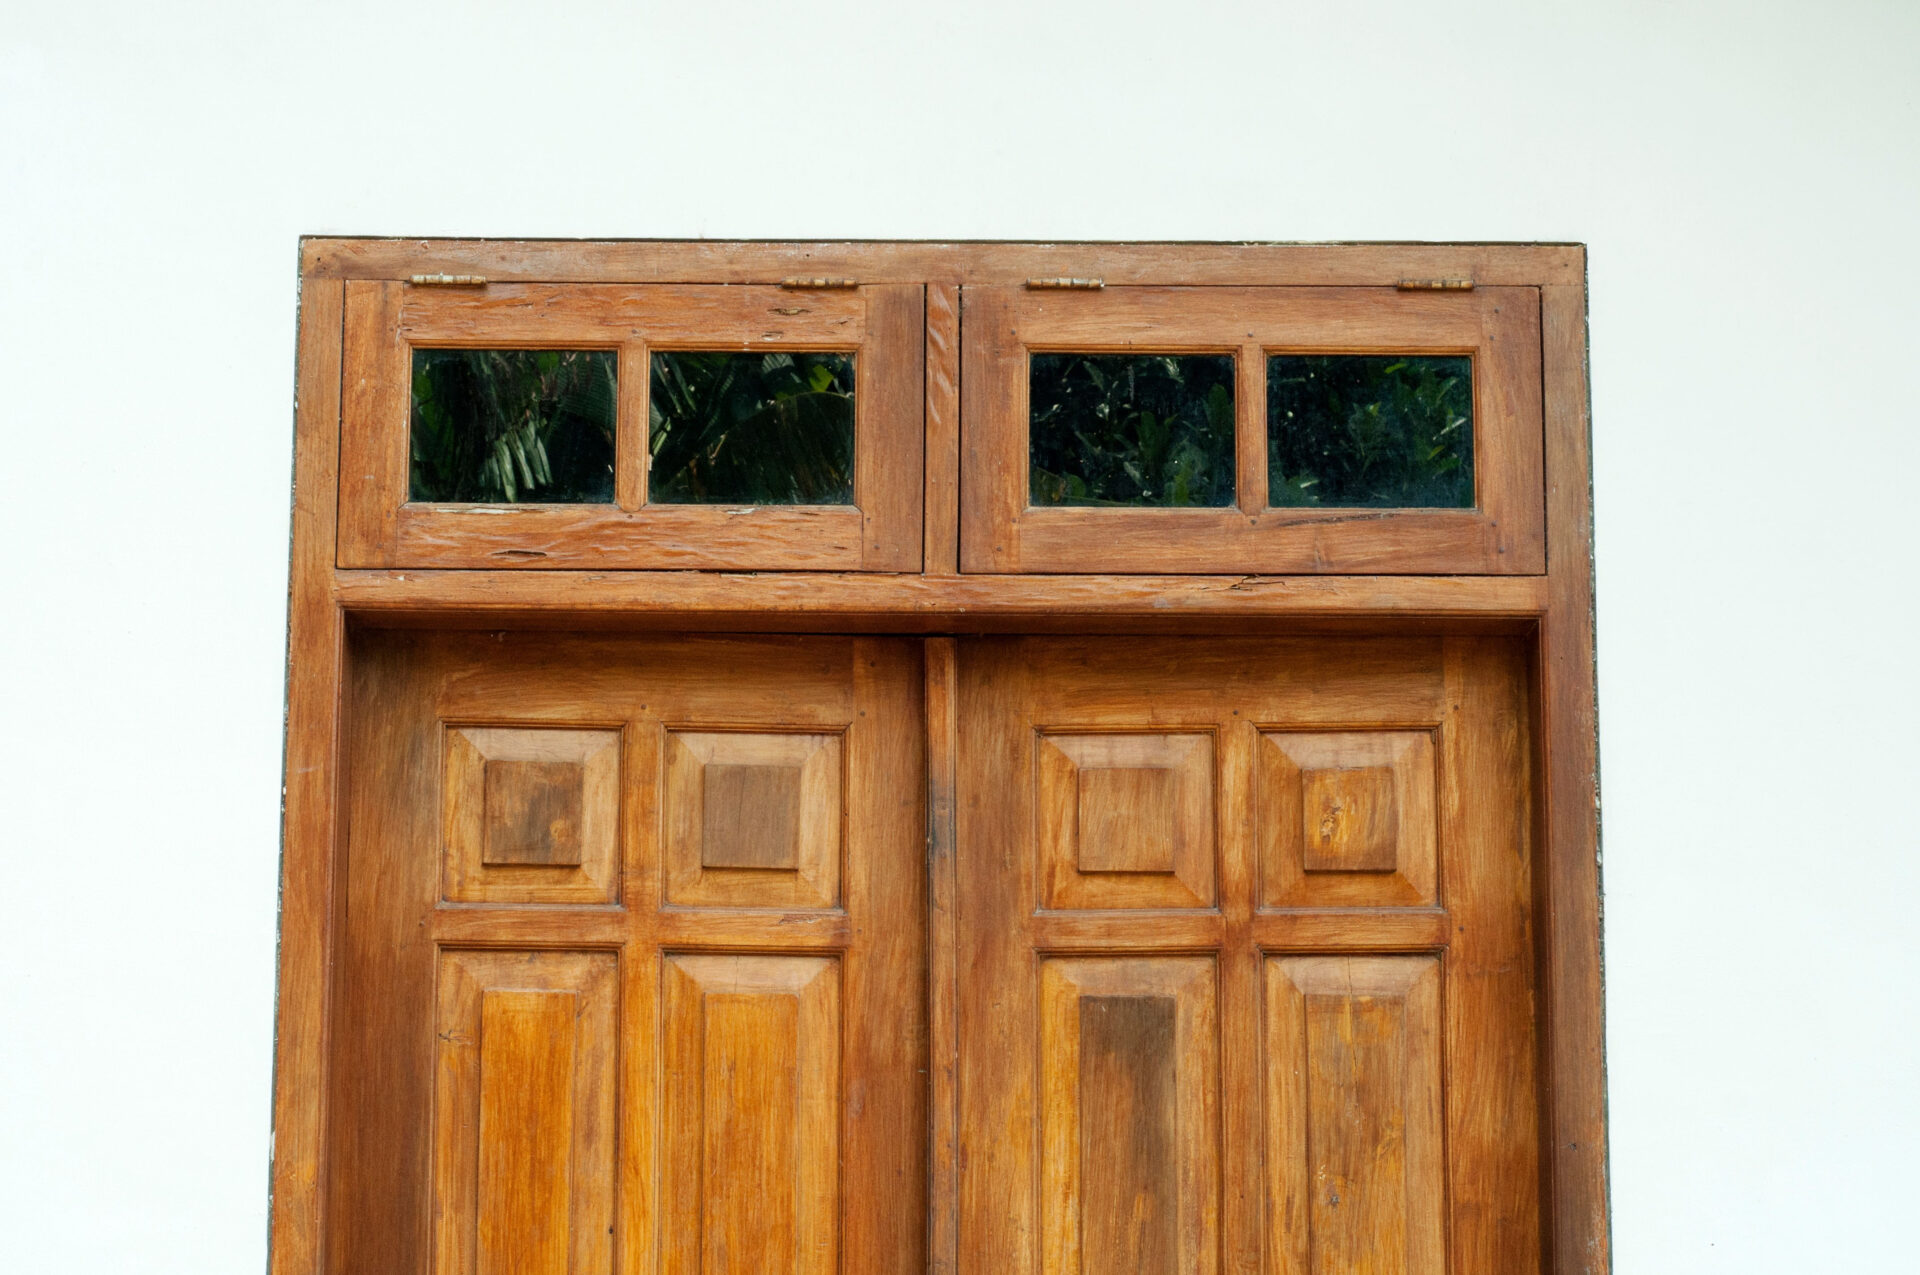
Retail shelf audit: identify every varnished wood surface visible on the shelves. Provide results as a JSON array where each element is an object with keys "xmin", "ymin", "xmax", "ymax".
[
  {"xmin": 956, "ymin": 636, "xmax": 1540, "ymax": 1274},
  {"xmin": 339, "ymin": 282, "xmax": 924, "ymax": 572},
  {"xmin": 267, "ymin": 277, "xmax": 345, "ymax": 1275},
  {"xmin": 303, "ymin": 238, "xmax": 1585, "ymax": 287},
  {"xmin": 335, "ymin": 569, "xmax": 1550, "ymax": 629},
  {"xmin": 924, "ymin": 285, "xmax": 962, "ymax": 574},
  {"xmin": 271, "ymin": 241, "xmax": 1607, "ymax": 1275},
  {"xmin": 1541, "ymin": 281, "xmax": 1611, "ymax": 1273},
  {"xmin": 923, "ymin": 639, "xmax": 960, "ymax": 1275},
  {"xmin": 962, "ymin": 285, "xmax": 1545, "ymax": 575},
  {"xmin": 326, "ymin": 632, "xmax": 926, "ymax": 1275}
]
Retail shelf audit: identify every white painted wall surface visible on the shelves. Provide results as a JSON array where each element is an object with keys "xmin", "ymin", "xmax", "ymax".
[{"xmin": 3, "ymin": 2, "xmax": 1915, "ymax": 1270}]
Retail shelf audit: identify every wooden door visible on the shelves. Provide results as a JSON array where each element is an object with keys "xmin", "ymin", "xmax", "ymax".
[
  {"xmin": 956, "ymin": 636, "xmax": 1540, "ymax": 1274},
  {"xmin": 326, "ymin": 632, "xmax": 926, "ymax": 1275}
]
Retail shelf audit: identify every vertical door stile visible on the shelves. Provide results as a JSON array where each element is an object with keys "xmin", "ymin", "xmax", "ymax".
[{"xmin": 925, "ymin": 638, "xmax": 960, "ymax": 1275}]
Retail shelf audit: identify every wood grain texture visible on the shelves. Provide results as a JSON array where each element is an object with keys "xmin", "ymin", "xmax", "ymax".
[
  {"xmin": 924, "ymin": 284, "xmax": 961, "ymax": 573},
  {"xmin": 924, "ymin": 638, "xmax": 960, "ymax": 1275},
  {"xmin": 267, "ymin": 275, "xmax": 344, "ymax": 1275},
  {"xmin": 962, "ymin": 286, "xmax": 1545, "ymax": 575},
  {"xmin": 1257, "ymin": 729, "xmax": 1438, "ymax": 908},
  {"xmin": 303, "ymin": 239, "xmax": 1585, "ymax": 288},
  {"xmin": 662, "ymin": 730, "xmax": 843, "ymax": 908},
  {"xmin": 1541, "ymin": 275, "xmax": 1611, "ymax": 1275},
  {"xmin": 431, "ymin": 952, "xmax": 617, "ymax": 1275},
  {"xmin": 1441, "ymin": 638, "xmax": 1543, "ymax": 1271},
  {"xmin": 339, "ymin": 283, "xmax": 922, "ymax": 572},
  {"xmin": 444, "ymin": 726, "xmax": 620, "ymax": 902},
  {"xmin": 334, "ymin": 569, "xmax": 1551, "ymax": 628},
  {"xmin": 957, "ymin": 636, "xmax": 1539, "ymax": 1275},
  {"xmin": 1038, "ymin": 732, "xmax": 1216, "ymax": 908},
  {"xmin": 325, "ymin": 633, "xmax": 925, "ymax": 1275},
  {"xmin": 276, "ymin": 241, "xmax": 1605, "ymax": 1275},
  {"xmin": 661, "ymin": 955, "xmax": 840, "ymax": 1275},
  {"xmin": 1039, "ymin": 958, "xmax": 1219, "ymax": 1275},
  {"xmin": 1265, "ymin": 955, "xmax": 1444, "ymax": 1275}
]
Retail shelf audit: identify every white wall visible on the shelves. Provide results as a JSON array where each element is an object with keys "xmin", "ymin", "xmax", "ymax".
[{"xmin": 3, "ymin": 2, "xmax": 1915, "ymax": 1270}]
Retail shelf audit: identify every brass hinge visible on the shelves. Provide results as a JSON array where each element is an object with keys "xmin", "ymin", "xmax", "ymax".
[
  {"xmin": 781, "ymin": 277, "xmax": 858, "ymax": 289},
  {"xmin": 1026, "ymin": 277, "xmax": 1105, "ymax": 290},
  {"xmin": 1396, "ymin": 277, "xmax": 1474, "ymax": 291},
  {"xmin": 409, "ymin": 273, "xmax": 488, "ymax": 287}
]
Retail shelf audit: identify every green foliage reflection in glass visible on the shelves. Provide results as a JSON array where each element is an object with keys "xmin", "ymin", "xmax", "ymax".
[
  {"xmin": 1266, "ymin": 355, "xmax": 1474, "ymax": 508},
  {"xmin": 1028, "ymin": 354, "xmax": 1236, "ymax": 507},
  {"xmin": 409, "ymin": 349, "xmax": 616, "ymax": 503},
  {"xmin": 649, "ymin": 352, "xmax": 855, "ymax": 504}
]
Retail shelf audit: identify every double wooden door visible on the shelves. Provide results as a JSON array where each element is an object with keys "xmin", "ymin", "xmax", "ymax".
[{"xmin": 329, "ymin": 631, "xmax": 1538, "ymax": 1274}]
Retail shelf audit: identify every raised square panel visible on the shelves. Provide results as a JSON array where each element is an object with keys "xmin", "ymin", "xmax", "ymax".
[
  {"xmin": 432, "ymin": 950, "xmax": 617, "ymax": 1275},
  {"xmin": 483, "ymin": 761, "xmax": 586, "ymax": 866},
  {"xmin": 1299, "ymin": 764, "xmax": 1397, "ymax": 872},
  {"xmin": 1264, "ymin": 956, "xmax": 1444, "ymax": 1275},
  {"xmin": 1038, "ymin": 733, "xmax": 1216, "ymax": 910},
  {"xmin": 1039, "ymin": 957, "xmax": 1219, "ymax": 1275},
  {"xmin": 664, "ymin": 730, "xmax": 843, "ymax": 909},
  {"xmin": 445, "ymin": 727, "xmax": 619, "ymax": 904},
  {"xmin": 1257, "ymin": 730, "xmax": 1436, "ymax": 909}
]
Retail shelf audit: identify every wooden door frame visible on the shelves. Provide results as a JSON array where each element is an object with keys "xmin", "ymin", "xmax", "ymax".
[{"xmin": 272, "ymin": 240, "xmax": 1606, "ymax": 1275}]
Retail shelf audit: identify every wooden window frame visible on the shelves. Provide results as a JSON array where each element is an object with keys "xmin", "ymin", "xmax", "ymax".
[
  {"xmin": 339, "ymin": 280, "xmax": 924, "ymax": 571},
  {"xmin": 962, "ymin": 284, "xmax": 1544, "ymax": 574},
  {"xmin": 272, "ymin": 240, "xmax": 1608, "ymax": 1275}
]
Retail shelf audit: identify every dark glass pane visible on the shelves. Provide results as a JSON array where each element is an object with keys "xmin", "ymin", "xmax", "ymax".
[
  {"xmin": 1028, "ymin": 354, "xmax": 1236, "ymax": 507},
  {"xmin": 1266, "ymin": 355, "xmax": 1474, "ymax": 508},
  {"xmin": 409, "ymin": 349, "xmax": 616, "ymax": 503},
  {"xmin": 649, "ymin": 352, "xmax": 855, "ymax": 504}
]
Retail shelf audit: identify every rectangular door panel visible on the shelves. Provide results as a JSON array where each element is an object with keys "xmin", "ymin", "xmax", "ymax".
[
  {"xmin": 661, "ymin": 955, "xmax": 840, "ymax": 1275},
  {"xmin": 1264, "ymin": 955, "xmax": 1443, "ymax": 1275},
  {"xmin": 432, "ymin": 950, "xmax": 618, "ymax": 1275},
  {"xmin": 1039, "ymin": 957, "xmax": 1219, "ymax": 1275}
]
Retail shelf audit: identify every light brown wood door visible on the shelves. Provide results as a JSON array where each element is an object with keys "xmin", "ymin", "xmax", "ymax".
[
  {"xmin": 957, "ymin": 636, "xmax": 1541, "ymax": 1274},
  {"xmin": 326, "ymin": 632, "xmax": 926, "ymax": 1275}
]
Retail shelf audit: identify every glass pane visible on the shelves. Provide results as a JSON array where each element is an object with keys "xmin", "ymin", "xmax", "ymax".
[
  {"xmin": 649, "ymin": 352, "xmax": 855, "ymax": 504},
  {"xmin": 1028, "ymin": 353, "xmax": 1236, "ymax": 507},
  {"xmin": 1266, "ymin": 355, "xmax": 1473, "ymax": 508},
  {"xmin": 409, "ymin": 349, "xmax": 616, "ymax": 503}
]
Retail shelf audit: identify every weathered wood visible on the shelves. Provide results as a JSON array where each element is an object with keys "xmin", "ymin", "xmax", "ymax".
[
  {"xmin": 924, "ymin": 638, "xmax": 959, "ymax": 1275},
  {"xmin": 267, "ymin": 276, "xmax": 344, "ymax": 1275},
  {"xmin": 272, "ymin": 241, "xmax": 1607, "ymax": 1275},
  {"xmin": 334, "ymin": 569, "xmax": 1550, "ymax": 626},
  {"xmin": 327, "ymin": 632, "xmax": 925, "ymax": 1275},
  {"xmin": 956, "ymin": 636, "xmax": 1541, "ymax": 1275},
  {"xmin": 1541, "ymin": 276, "xmax": 1611, "ymax": 1275},
  {"xmin": 924, "ymin": 284, "xmax": 961, "ymax": 574},
  {"xmin": 339, "ymin": 282, "xmax": 923, "ymax": 572},
  {"xmin": 303, "ymin": 238, "xmax": 1586, "ymax": 288},
  {"xmin": 962, "ymin": 285, "xmax": 1545, "ymax": 575}
]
